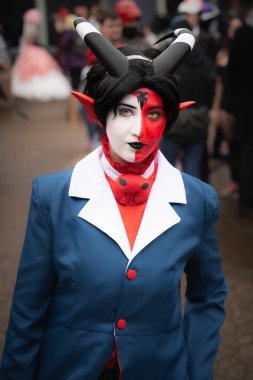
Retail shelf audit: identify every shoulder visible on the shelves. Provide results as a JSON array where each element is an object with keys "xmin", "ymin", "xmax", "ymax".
[
  {"xmin": 182, "ymin": 172, "xmax": 219, "ymax": 221},
  {"xmin": 32, "ymin": 167, "xmax": 74, "ymax": 204},
  {"xmin": 182, "ymin": 172, "xmax": 216, "ymax": 198},
  {"xmin": 26, "ymin": 168, "xmax": 74, "ymax": 226}
]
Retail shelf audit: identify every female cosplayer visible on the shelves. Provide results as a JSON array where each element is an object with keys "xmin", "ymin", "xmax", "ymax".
[{"xmin": 0, "ymin": 18, "xmax": 227, "ymax": 380}]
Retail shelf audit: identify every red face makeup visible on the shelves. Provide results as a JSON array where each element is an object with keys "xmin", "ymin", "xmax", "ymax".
[
  {"xmin": 133, "ymin": 88, "xmax": 166, "ymax": 162},
  {"xmin": 106, "ymin": 87, "xmax": 167, "ymax": 164}
]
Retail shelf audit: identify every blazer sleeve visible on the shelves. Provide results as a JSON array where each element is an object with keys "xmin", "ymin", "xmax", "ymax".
[
  {"xmin": 183, "ymin": 185, "xmax": 228, "ymax": 380},
  {"xmin": 0, "ymin": 178, "xmax": 56, "ymax": 380}
]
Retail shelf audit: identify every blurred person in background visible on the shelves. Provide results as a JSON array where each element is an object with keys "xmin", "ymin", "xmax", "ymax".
[
  {"xmin": 74, "ymin": 5, "xmax": 89, "ymax": 19},
  {"xmin": 11, "ymin": 8, "xmax": 71, "ymax": 101},
  {"xmin": 100, "ymin": 11, "xmax": 123, "ymax": 45},
  {"xmin": 226, "ymin": 5, "xmax": 253, "ymax": 218},
  {"xmin": 89, "ymin": 4, "xmax": 104, "ymax": 30},
  {"xmin": 160, "ymin": 0, "xmax": 215, "ymax": 179},
  {"xmin": 210, "ymin": 15, "xmax": 242, "ymax": 197},
  {"xmin": 55, "ymin": 11, "xmax": 87, "ymax": 125},
  {"xmin": 114, "ymin": 0, "xmax": 154, "ymax": 49},
  {"xmin": 176, "ymin": 0, "xmax": 219, "ymax": 62},
  {"xmin": 0, "ymin": 19, "xmax": 12, "ymax": 107},
  {"xmin": 160, "ymin": 42, "xmax": 214, "ymax": 178},
  {"xmin": 0, "ymin": 20, "xmax": 11, "ymax": 70},
  {"xmin": 53, "ymin": 7, "xmax": 71, "ymax": 68},
  {"xmin": 53, "ymin": 7, "xmax": 70, "ymax": 35},
  {"xmin": 86, "ymin": 10, "xmax": 124, "ymax": 67},
  {"xmin": 58, "ymin": 13, "xmax": 87, "ymax": 90},
  {"xmin": 200, "ymin": 1, "xmax": 222, "ymax": 42}
]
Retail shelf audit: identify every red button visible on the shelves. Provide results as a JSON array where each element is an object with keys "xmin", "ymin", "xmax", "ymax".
[
  {"xmin": 127, "ymin": 269, "xmax": 137, "ymax": 280},
  {"xmin": 117, "ymin": 319, "xmax": 127, "ymax": 330}
]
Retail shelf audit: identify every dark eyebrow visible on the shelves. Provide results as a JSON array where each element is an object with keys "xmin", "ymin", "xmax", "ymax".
[
  {"xmin": 148, "ymin": 106, "xmax": 164, "ymax": 110},
  {"xmin": 117, "ymin": 102, "xmax": 137, "ymax": 109}
]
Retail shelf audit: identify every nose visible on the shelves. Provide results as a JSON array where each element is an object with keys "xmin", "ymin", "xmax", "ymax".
[
  {"xmin": 132, "ymin": 129, "xmax": 143, "ymax": 138},
  {"xmin": 130, "ymin": 113, "xmax": 142, "ymax": 137}
]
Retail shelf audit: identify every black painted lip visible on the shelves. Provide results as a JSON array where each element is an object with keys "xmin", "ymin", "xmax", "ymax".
[{"xmin": 128, "ymin": 142, "xmax": 145, "ymax": 150}]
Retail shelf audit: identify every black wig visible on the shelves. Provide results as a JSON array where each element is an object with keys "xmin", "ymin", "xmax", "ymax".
[{"xmin": 84, "ymin": 46, "xmax": 180, "ymax": 134}]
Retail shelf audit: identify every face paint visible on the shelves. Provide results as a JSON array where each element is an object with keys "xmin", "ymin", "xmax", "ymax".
[{"xmin": 106, "ymin": 88, "xmax": 166, "ymax": 164}]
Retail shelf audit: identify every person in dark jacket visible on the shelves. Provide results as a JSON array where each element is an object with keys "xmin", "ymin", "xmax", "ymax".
[
  {"xmin": 59, "ymin": 13, "xmax": 87, "ymax": 89},
  {"xmin": 160, "ymin": 28, "xmax": 214, "ymax": 178},
  {"xmin": 226, "ymin": 6, "xmax": 253, "ymax": 217}
]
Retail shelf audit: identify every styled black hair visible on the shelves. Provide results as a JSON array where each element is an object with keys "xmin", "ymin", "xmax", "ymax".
[{"xmin": 84, "ymin": 46, "xmax": 180, "ymax": 133}]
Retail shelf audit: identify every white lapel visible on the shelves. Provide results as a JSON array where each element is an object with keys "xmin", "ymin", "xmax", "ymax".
[
  {"xmin": 129, "ymin": 150, "xmax": 187, "ymax": 266},
  {"xmin": 69, "ymin": 148, "xmax": 187, "ymax": 262},
  {"xmin": 69, "ymin": 147, "xmax": 131, "ymax": 258}
]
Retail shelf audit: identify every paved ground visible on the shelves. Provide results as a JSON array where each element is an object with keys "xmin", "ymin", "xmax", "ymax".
[{"xmin": 0, "ymin": 99, "xmax": 253, "ymax": 379}]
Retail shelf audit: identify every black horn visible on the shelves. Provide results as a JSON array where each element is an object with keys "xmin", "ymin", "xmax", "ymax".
[
  {"xmin": 153, "ymin": 28, "xmax": 195, "ymax": 75},
  {"xmin": 74, "ymin": 17, "xmax": 129, "ymax": 78}
]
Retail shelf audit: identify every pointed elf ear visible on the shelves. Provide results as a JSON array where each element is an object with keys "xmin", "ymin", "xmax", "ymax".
[
  {"xmin": 179, "ymin": 101, "xmax": 196, "ymax": 111},
  {"xmin": 71, "ymin": 91, "xmax": 103, "ymax": 127}
]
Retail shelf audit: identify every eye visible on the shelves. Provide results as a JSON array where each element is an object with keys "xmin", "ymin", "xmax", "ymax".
[
  {"xmin": 118, "ymin": 108, "xmax": 133, "ymax": 117},
  {"xmin": 147, "ymin": 111, "xmax": 161, "ymax": 120}
]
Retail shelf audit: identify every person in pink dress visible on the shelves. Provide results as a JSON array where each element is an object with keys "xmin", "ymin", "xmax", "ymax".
[{"xmin": 11, "ymin": 8, "xmax": 71, "ymax": 101}]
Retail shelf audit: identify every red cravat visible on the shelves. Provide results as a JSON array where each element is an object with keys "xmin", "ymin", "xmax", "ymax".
[{"xmin": 109, "ymin": 173, "xmax": 154, "ymax": 205}]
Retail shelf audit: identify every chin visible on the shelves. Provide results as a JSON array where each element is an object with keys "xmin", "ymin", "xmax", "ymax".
[
  {"xmin": 120, "ymin": 150, "xmax": 135, "ymax": 164},
  {"xmin": 134, "ymin": 157, "xmax": 146, "ymax": 164},
  {"xmin": 135, "ymin": 149, "xmax": 152, "ymax": 163},
  {"xmin": 122, "ymin": 156, "xmax": 135, "ymax": 164}
]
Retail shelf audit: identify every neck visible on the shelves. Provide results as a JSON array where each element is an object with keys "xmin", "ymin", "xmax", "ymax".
[
  {"xmin": 109, "ymin": 147, "xmax": 152, "ymax": 168},
  {"xmin": 101, "ymin": 133, "xmax": 157, "ymax": 175}
]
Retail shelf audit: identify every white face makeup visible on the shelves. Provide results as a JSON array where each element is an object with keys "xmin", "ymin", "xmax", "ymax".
[
  {"xmin": 106, "ymin": 89, "xmax": 166, "ymax": 164},
  {"xmin": 106, "ymin": 93, "xmax": 141, "ymax": 164}
]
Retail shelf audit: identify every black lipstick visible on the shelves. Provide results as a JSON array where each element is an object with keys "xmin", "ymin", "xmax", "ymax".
[{"xmin": 128, "ymin": 142, "xmax": 145, "ymax": 150}]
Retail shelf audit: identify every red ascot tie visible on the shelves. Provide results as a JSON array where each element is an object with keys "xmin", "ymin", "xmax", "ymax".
[
  {"xmin": 101, "ymin": 133, "xmax": 158, "ymax": 205},
  {"xmin": 109, "ymin": 172, "xmax": 155, "ymax": 206}
]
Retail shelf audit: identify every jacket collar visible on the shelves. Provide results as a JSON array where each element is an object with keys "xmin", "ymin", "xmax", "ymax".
[
  {"xmin": 69, "ymin": 147, "xmax": 187, "ymax": 263},
  {"xmin": 100, "ymin": 153, "xmax": 155, "ymax": 181},
  {"xmin": 69, "ymin": 147, "xmax": 186, "ymax": 204}
]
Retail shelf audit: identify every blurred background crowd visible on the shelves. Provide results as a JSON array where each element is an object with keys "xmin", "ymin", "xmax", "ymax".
[
  {"xmin": 1, "ymin": 2, "xmax": 253, "ymax": 378},
  {"xmin": 0, "ymin": 0, "xmax": 253, "ymax": 216}
]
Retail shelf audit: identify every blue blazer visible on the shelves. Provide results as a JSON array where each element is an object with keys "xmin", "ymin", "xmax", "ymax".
[{"xmin": 0, "ymin": 149, "xmax": 228, "ymax": 380}]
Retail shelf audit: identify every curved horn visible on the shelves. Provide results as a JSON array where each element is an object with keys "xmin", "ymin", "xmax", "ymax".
[
  {"xmin": 153, "ymin": 28, "xmax": 195, "ymax": 75},
  {"xmin": 74, "ymin": 17, "xmax": 129, "ymax": 78}
]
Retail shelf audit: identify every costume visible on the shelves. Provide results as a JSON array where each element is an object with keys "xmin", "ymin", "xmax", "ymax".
[
  {"xmin": 11, "ymin": 9, "xmax": 71, "ymax": 101},
  {"xmin": 0, "ymin": 148, "xmax": 227, "ymax": 380},
  {"xmin": 0, "ymin": 17, "xmax": 227, "ymax": 380}
]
